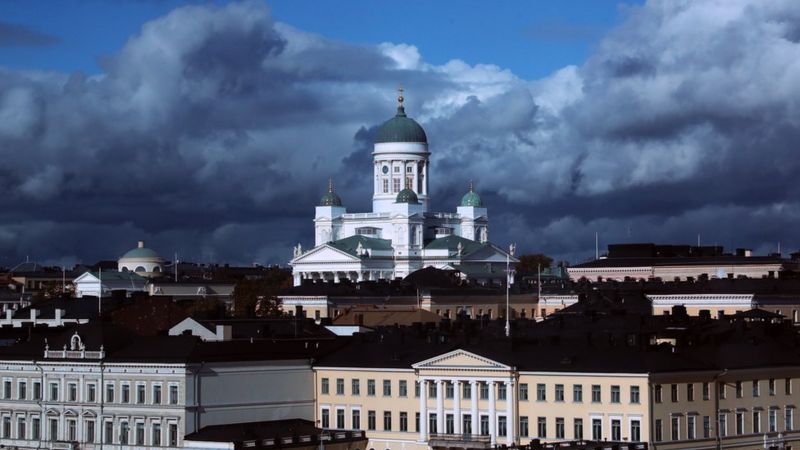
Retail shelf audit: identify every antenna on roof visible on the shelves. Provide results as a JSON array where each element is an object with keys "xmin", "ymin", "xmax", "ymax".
[
  {"xmin": 595, "ymin": 232, "xmax": 599, "ymax": 260},
  {"xmin": 98, "ymin": 268, "xmax": 102, "ymax": 316}
]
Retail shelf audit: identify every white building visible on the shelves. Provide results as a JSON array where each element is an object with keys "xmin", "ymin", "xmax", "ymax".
[
  {"xmin": 290, "ymin": 92, "xmax": 516, "ymax": 285},
  {"xmin": 118, "ymin": 240, "xmax": 165, "ymax": 277},
  {"xmin": 0, "ymin": 323, "xmax": 321, "ymax": 449},
  {"xmin": 73, "ymin": 270, "xmax": 148, "ymax": 298}
]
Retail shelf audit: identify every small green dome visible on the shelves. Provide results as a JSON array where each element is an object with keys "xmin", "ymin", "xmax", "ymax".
[
  {"xmin": 120, "ymin": 241, "xmax": 161, "ymax": 260},
  {"xmin": 395, "ymin": 188, "xmax": 419, "ymax": 204},
  {"xmin": 319, "ymin": 178, "xmax": 343, "ymax": 206},
  {"xmin": 461, "ymin": 191, "xmax": 482, "ymax": 207},
  {"xmin": 320, "ymin": 191, "xmax": 342, "ymax": 207},
  {"xmin": 375, "ymin": 94, "xmax": 427, "ymax": 144}
]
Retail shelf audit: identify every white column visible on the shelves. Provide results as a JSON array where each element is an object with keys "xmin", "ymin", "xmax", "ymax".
[
  {"xmin": 506, "ymin": 380, "xmax": 515, "ymax": 445},
  {"xmin": 422, "ymin": 162, "xmax": 428, "ymax": 195},
  {"xmin": 471, "ymin": 380, "xmax": 478, "ymax": 436},
  {"xmin": 419, "ymin": 379, "xmax": 427, "ymax": 441},
  {"xmin": 489, "ymin": 380, "xmax": 496, "ymax": 445},
  {"xmin": 454, "ymin": 380, "xmax": 462, "ymax": 434},
  {"xmin": 436, "ymin": 379, "xmax": 444, "ymax": 434},
  {"xmin": 413, "ymin": 161, "xmax": 419, "ymax": 194}
]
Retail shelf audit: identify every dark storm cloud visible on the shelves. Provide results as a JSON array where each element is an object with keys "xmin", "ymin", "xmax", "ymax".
[
  {"xmin": 0, "ymin": 22, "xmax": 58, "ymax": 47},
  {"xmin": 2, "ymin": 0, "xmax": 800, "ymax": 267}
]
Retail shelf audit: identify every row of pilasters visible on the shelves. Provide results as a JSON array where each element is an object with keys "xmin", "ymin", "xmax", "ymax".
[
  {"xmin": 374, "ymin": 160, "xmax": 428, "ymax": 196},
  {"xmin": 294, "ymin": 270, "xmax": 393, "ymax": 285},
  {"xmin": 418, "ymin": 378, "xmax": 515, "ymax": 446}
]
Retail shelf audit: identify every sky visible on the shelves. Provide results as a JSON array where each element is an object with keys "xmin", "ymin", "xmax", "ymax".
[{"xmin": 1, "ymin": 0, "xmax": 800, "ymax": 268}]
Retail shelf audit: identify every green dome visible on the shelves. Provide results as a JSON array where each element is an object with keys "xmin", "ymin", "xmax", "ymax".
[
  {"xmin": 121, "ymin": 241, "xmax": 161, "ymax": 259},
  {"xmin": 395, "ymin": 188, "xmax": 419, "ymax": 204},
  {"xmin": 375, "ymin": 105, "xmax": 428, "ymax": 144},
  {"xmin": 461, "ymin": 191, "xmax": 482, "ymax": 207},
  {"xmin": 320, "ymin": 191, "xmax": 342, "ymax": 207}
]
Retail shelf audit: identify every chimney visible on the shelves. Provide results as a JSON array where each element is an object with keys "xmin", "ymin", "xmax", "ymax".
[
  {"xmin": 4, "ymin": 310, "xmax": 10, "ymax": 320},
  {"xmin": 55, "ymin": 309, "xmax": 63, "ymax": 322},
  {"xmin": 30, "ymin": 309, "xmax": 39, "ymax": 321},
  {"xmin": 138, "ymin": 240, "xmax": 145, "ymax": 248},
  {"xmin": 215, "ymin": 325, "xmax": 232, "ymax": 341}
]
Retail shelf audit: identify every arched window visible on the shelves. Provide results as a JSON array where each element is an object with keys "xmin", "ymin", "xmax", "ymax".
[
  {"xmin": 152, "ymin": 266, "xmax": 161, "ymax": 273},
  {"xmin": 134, "ymin": 266, "xmax": 146, "ymax": 273}
]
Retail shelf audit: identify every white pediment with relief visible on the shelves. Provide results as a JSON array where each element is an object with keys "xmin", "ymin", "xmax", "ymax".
[
  {"xmin": 413, "ymin": 349, "xmax": 511, "ymax": 370},
  {"xmin": 291, "ymin": 245, "xmax": 360, "ymax": 264}
]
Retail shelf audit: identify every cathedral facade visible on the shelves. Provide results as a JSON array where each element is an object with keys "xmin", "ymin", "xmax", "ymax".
[{"xmin": 289, "ymin": 92, "xmax": 515, "ymax": 286}]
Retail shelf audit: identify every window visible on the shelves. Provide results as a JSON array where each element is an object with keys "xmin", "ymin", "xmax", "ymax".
[
  {"xmin": 574, "ymin": 418, "xmax": 584, "ymax": 439},
  {"xmin": 429, "ymin": 382, "xmax": 437, "ymax": 398},
  {"xmin": 463, "ymin": 382, "xmax": 471, "ymax": 399},
  {"xmin": 480, "ymin": 383, "xmax": 489, "ymax": 400},
  {"xmin": 120, "ymin": 421, "xmax": 129, "ymax": 444},
  {"xmin": 671, "ymin": 417, "xmax": 680, "ymax": 441},
  {"xmin": 430, "ymin": 413, "xmax": 438, "ymax": 433},
  {"xmin": 703, "ymin": 416, "xmax": 711, "ymax": 438},
  {"xmin": 556, "ymin": 418, "xmax": 565, "ymax": 439},
  {"xmin": 592, "ymin": 418, "xmax": 602, "ymax": 440},
  {"xmin": 718, "ymin": 382, "xmax": 726, "ymax": 399},
  {"xmin": 67, "ymin": 419, "xmax": 77, "ymax": 440},
  {"xmin": 33, "ymin": 381, "xmax": 41, "ymax": 400},
  {"xmin": 573, "ymin": 384, "xmax": 583, "ymax": 402},
  {"xmin": 718, "ymin": 414, "xmax": 728, "ymax": 437},
  {"xmin": 611, "ymin": 419, "xmax": 621, "ymax": 441},
  {"xmin": 735, "ymin": 412, "xmax": 744, "ymax": 435},
  {"xmin": 555, "ymin": 384, "xmax": 564, "ymax": 402},
  {"xmin": 137, "ymin": 384, "xmax": 145, "ymax": 404},
  {"xmin": 406, "ymin": 166, "xmax": 413, "ymax": 173},
  {"xmin": 382, "ymin": 179, "xmax": 388, "ymax": 193},
  {"xmin": 537, "ymin": 417, "xmax": 547, "ymax": 438},
  {"xmin": 753, "ymin": 411, "xmax": 761, "ymax": 434},
  {"xmin": 352, "ymin": 379, "xmax": 360, "ymax": 396},
  {"xmin": 152, "ymin": 423, "xmax": 161, "ymax": 446},
  {"xmin": 769, "ymin": 409, "xmax": 777, "ymax": 432},
  {"xmin": 321, "ymin": 408, "xmax": 330, "ymax": 429},
  {"xmin": 152, "ymin": 385, "xmax": 161, "ymax": 404},
  {"xmin": 382, "ymin": 380, "xmax": 391, "ymax": 396},
  {"xmin": 631, "ymin": 419, "xmax": 641, "ymax": 442},
  {"xmin": 336, "ymin": 378, "xmax": 344, "ymax": 395},
  {"xmin": 49, "ymin": 382, "xmax": 58, "ymax": 401},
  {"xmin": 121, "ymin": 384, "xmax": 130, "ymax": 403},
  {"xmin": 519, "ymin": 383, "xmax": 528, "ymax": 400},
  {"xmin": 104, "ymin": 421, "xmax": 113, "ymax": 444},
  {"xmin": 498, "ymin": 416, "xmax": 507, "ymax": 436},
  {"xmin": 82, "ymin": 419, "xmax": 93, "ymax": 443},
  {"xmin": 498, "ymin": 383, "xmax": 507, "ymax": 400},
  {"xmin": 462, "ymin": 414, "xmax": 471, "ymax": 434},
  {"xmin": 655, "ymin": 419, "xmax": 663, "ymax": 442},
  {"xmin": 520, "ymin": 416, "xmax": 529, "ymax": 437},
  {"xmin": 168, "ymin": 423, "xmax": 178, "ymax": 446},
  {"xmin": 135, "ymin": 422, "xmax": 144, "ymax": 445},
  {"xmin": 480, "ymin": 415, "xmax": 489, "ymax": 435},
  {"xmin": 787, "ymin": 408, "xmax": 794, "ymax": 431},
  {"xmin": 591, "ymin": 385, "xmax": 601, "ymax": 403},
  {"xmin": 17, "ymin": 417, "xmax": 25, "ymax": 440},
  {"xmin": 611, "ymin": 385, "xmax": 620, "ymax": 403},
  {"xmin": 67, "ymin": 382, "xmax": 77, "ymax": 402},
  {"xmin": 367, "ymin": 379, "xmax": 376, "ymax": 396},
  {"xmin": 405, "ymin": 176, "xmax": 413, "ymax": 189},
  {"xmin": 417, "ymin": 413, "xmax": 421, "ymax": 433},
  {"xmin": 769, "ymin": 378, "xmax": 776, "ymax": 396},
  {"xmin": 687, "ymin": 383, "xmax": 694, "ymax": 401},
  {"xmin": 2, "ymin": 416, "xmax": 9, "ymax": 438},
  {"xmin": 2, "ymin": 380, "xmax": 9, "ymax": 399},
  {"xmin": 400, "ymin": 412, "xmax": 408, "ymax": 432},
  {"xmin": 352, "ymin": 410, "xmax": 361, "ymax": 430},
  {"xmin": 671, "ymin": 384, "xmax": 679, "ymax": 402},
  {"xmin": 169, "ymin": 384, "xmax": 178, "ymax": 405},
  {"xmin": 399, "ymin": 380, "xmax": 408, "ymax": 397},
  {"xmin": 49, "ymin": 418, "xmax": 58, "ymax": 441},
  {"xmin": 630, "ymin": 386, "xmax": 640, "ymax": 404},
  {"xmin": 753, "ymin": 380, "xmax": 760, "ymax": 397},
  {"xmin": 703, "ymin": 382, "xmax": 710, "ymax": 400},
  {"xmin": 84, "ymin": 383, "xmax": 95, "ymax": 403},
  {"xmin": 393, "ymin": 166, "xmax": 400, "ymax": 173},
  {"xmin": 367, "ymin": 411, "xmax": 376, "ymax": 430},
  {"xmin": 537, "ymin": 383, "xmax": 546, "ymax": 401},
  {"xmin": 336, "ymin": 409, "xmax": 345, "ymax": 429},
  {"xmin": 18, "ymin": 380, "xmax": 26, "ymax": 400},
  {"xmin": 321, "ymin": 378, "xmax": 329, "ymax": 394},
  {"xmin": 31, "ymin": 417, "xmax": 40, "ymax": 440},
  {"xmin": 687, "ymin": 415, "xmax": 696, "ymax": 440},
  {"xmin": 392, "ymin": 178, "xmax": 400, "ymax": 193},
  {"xmin": 105, "ymin": 384, "xmax": 114, "ymax": 403}
]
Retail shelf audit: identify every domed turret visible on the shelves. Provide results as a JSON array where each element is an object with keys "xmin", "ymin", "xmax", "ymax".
[
  {"xmin": 319, "ymin": 178, "xmax": 343, "ymax": 207},
  {"xmin": 118, "ymin": 240, "xmax": 164, "ymax": 277},
  {"xmin": 375, "ymin": 90, "xmax": 427, "ymax": 144},
  {"xmin": 460, "ymin": 181, "xmax": 483, "ymax": 207},
  {"xmin": 395, "ymin": 188, "xmax": 419, "ymax": 204}
]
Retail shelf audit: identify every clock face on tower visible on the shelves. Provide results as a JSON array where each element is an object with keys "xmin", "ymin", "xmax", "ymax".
[{"xmin": 382, "ymin": 165, "xmax": 389, "ymax": 174}]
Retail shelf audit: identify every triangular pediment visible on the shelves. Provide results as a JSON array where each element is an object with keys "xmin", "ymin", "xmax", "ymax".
[
  {"xmin": 463, "ymin": 244, "xmax": 518, "ymax": 262},
  {"xmin": 73, "ymin": 271, "xmax": 99, "ymax": 283},
  {"xmin": 291, "ymin": 244, "xmax": 360, "ymax": 264},
  {"xmin": 413, "ymin": 349, "xmax": 510, "ymax": 370}
]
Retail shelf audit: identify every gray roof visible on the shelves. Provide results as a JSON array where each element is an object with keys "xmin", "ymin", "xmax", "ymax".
[{"xmin": 329, "ymin": 235, "xmax": 393, "ymax": 256}]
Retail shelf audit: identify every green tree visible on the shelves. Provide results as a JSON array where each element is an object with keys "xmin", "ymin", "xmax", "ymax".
[
  {"xmin": 516, "ymin": 253, "xmax": 553, "ymax": 273},
  {"xmin": 231, "ymin": 267, "xmax": 292, "ymax": 317}
]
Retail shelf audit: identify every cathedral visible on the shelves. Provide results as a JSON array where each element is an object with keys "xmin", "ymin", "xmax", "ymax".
[{"xmin": 289, "ymin": 91, "xmax": 516, "ymax": 286}]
